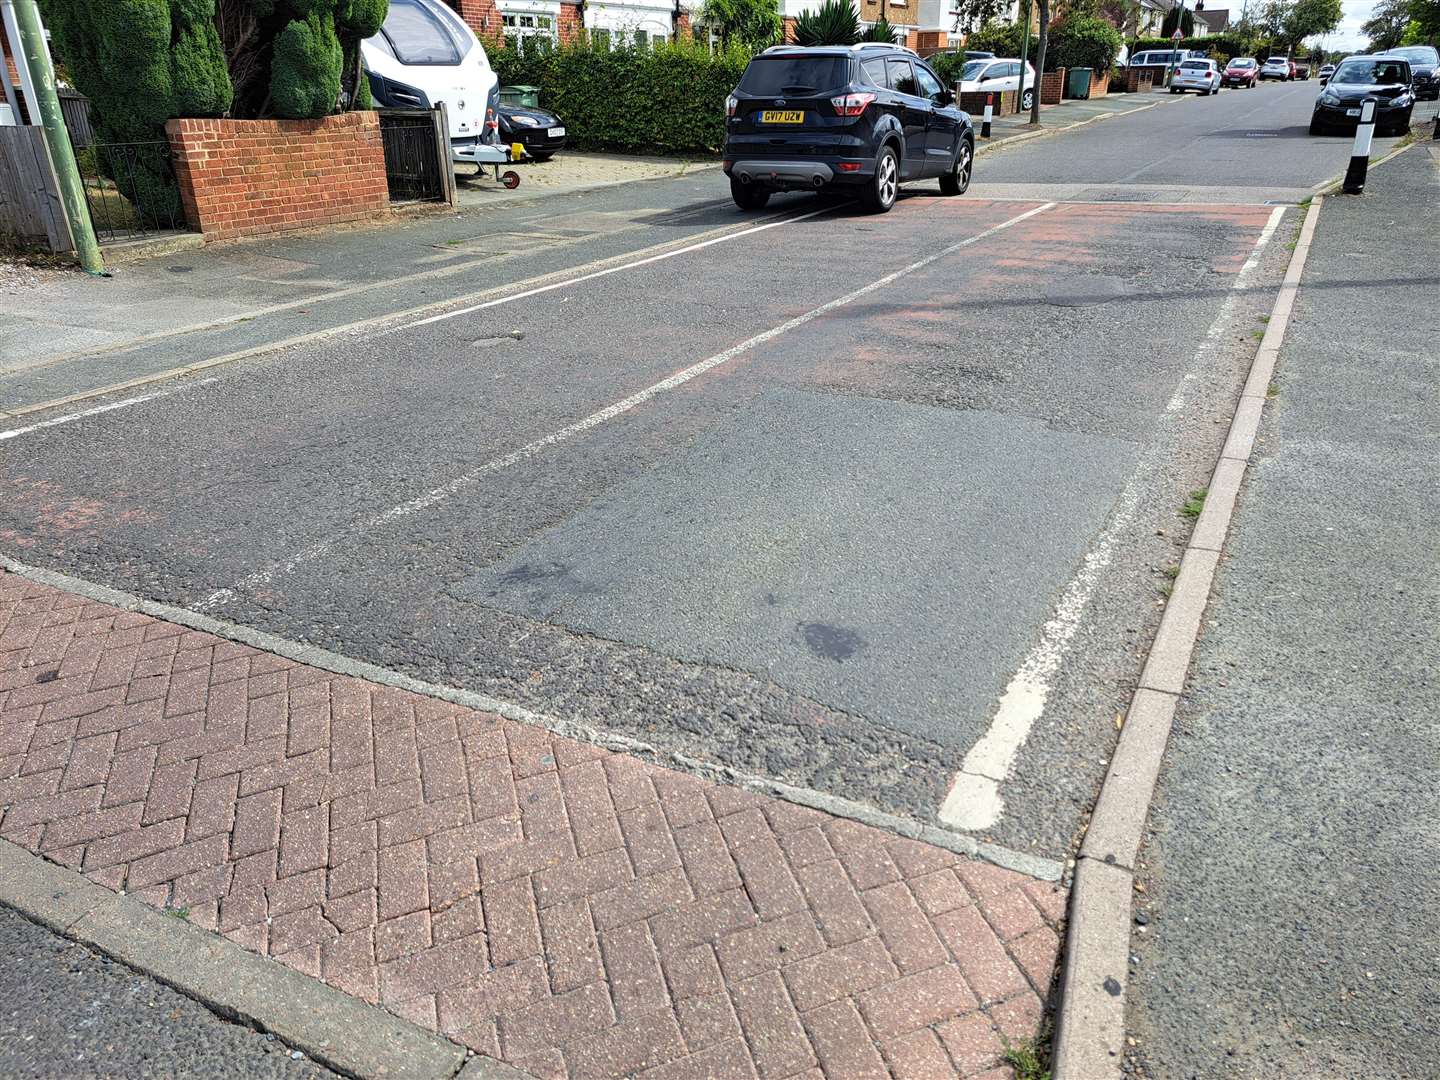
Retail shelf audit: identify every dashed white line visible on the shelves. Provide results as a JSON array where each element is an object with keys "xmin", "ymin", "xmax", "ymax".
[
  {"xmin": 938, "ymin": 203, "xmax": 1288, "ymax": 832},
  {"xmin": 195, "ymin": 201, "xmax": 1057, "ymax": 612}
]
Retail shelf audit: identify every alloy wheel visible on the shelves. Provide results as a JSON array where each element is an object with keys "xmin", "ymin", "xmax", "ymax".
[{"xmin": 877, "ymin": 153, "xmax": 897, "ymax": 208}]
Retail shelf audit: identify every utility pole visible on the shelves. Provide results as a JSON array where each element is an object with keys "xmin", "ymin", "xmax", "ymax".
[
  {"xmin": 1017, "ymin": 0, "xmax": 1033, "ymax": 116},
  {"xmin": 3, "ymin": 0, "xmax": 104, "ymax": 274}
]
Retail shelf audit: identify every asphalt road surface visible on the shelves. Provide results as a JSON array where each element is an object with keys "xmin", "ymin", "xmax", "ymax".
[
  {"xmin": 1125, "ymin": 146, "xmax": 1440, "ymax": 1078},
  {"xmin": 0, "ymin": 904, "xmax": 339, "ymax": 1079},
  {"xmin": 0, "ymin": 82, "xmax": 1427, "ymax": 866}
]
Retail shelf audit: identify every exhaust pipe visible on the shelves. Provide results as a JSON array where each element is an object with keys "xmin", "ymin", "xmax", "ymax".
[
  {"xmin": 812, "ymin": 175, "xmax": 824, "ymax": 189},
  {"xmin": 738, "ymin": 172, "xmax": 752, "ymax": 184}
]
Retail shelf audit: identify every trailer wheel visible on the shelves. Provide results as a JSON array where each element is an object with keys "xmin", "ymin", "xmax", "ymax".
[{"xmin": 502, "ymin": 170, "xmax": 521, "ymax": 189}]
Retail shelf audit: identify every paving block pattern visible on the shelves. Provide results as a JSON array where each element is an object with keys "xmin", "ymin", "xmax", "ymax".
[{"xmin": 0, "ymin": 572, "xmax": 1066, "ymax": 1079}]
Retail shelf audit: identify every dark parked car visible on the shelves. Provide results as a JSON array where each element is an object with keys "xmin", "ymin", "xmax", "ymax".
[
  {"xmin": 497, "ymin": 104, "xmax": 566, "ymax": 161},
  {"xmin": 1310, "ymin": 55, "xmax": 1414, "ymax": 136},
  {"xmin": 1378, "ymin": 45, "xmax": 1439, "ymax": 100},
  {"xmin": 723, "ymin": 44, "xmax": 974, "ymax": 213}
]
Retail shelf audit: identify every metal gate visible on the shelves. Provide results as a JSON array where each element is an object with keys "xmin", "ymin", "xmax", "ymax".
[
  {"xmin": 76, "ymin": 141, "xmax": 187, "ymax": 242},
  {"xmin": 377, "ymin": 106, "xmax": 455, "ymax": 204}
]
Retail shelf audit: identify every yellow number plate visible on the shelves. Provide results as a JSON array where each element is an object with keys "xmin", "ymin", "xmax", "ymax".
[{"xmin": 760, "ymin": 110, "xmax": 804, "ymax": 124}]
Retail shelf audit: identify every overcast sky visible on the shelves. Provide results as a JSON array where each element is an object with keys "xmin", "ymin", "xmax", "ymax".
[{"xmin": 1328, "ymin": 0, "xmax": 1378, "ymax": 50}]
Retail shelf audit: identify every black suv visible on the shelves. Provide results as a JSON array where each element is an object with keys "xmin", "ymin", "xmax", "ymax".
[{"xmin": 723, "ymin": 44, "xmax": 974, "ymax": 213}]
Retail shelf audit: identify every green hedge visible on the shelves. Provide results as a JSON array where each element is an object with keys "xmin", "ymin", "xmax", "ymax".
[
  {"xmin": 1049, "ymin": 14, "xmax": 1123, "ymax": 72},
  {"xmin": 1130, "ymin": 33, "xmax": 1265, "ymax": 61},
  {"xmin": 491, "ymin": 38, "xmax": 750, "ymax": 155}
]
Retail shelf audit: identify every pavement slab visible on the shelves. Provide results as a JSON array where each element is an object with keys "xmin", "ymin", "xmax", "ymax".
[
  {"xmin": 1124, "ymin": 146, "xmax": 1440, "ymax": 1076},
  {"xmin": 0, "ymin": 569, "xmax": 1064, "ymax": 1079}
]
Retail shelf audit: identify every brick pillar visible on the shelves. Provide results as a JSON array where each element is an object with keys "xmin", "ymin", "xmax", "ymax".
[
  {"xmin": 1040, "ymin": 67, "xmax": 1065, "ymax": 105},
  {"xmin": 448, "ymin": 0, "xmax": 504, "ymax": 43},
  {"xmin": 674, "ymin": 11, "xmax": 691, "ymax": 39},
  {"xmin": 558, "ymin": 1, "xmax": 582, "ymax": 42},
  {"xmin": 782, "ymin": 15, "xmax": 797, "ymax": 42}
]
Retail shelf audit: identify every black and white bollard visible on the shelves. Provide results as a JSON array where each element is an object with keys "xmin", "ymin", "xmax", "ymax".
[
  {"xmin": 1342, "ymin": 98, "xmax": 1376, "ymax": 194},
  {"xmin": 981, "ymin": 92, "xmax": 993, "ymax": 139}
]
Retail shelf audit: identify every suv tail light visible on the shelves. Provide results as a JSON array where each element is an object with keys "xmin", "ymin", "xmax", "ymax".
[
  {"xmin": 830, "ymin": 92, "xmax": 875, "ymax": 117},
  {"xmin": 726, "ymin": 95, "xmax": 738, "ymax": 118}
]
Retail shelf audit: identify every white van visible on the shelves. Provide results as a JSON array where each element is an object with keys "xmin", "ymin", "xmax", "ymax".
[{"xmin": 362, "ymin": 0, "xmax": 501, "ymax": 165}]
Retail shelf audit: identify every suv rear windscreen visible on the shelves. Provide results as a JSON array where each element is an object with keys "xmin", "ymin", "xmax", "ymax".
[{"xmin": 739, "ymin": 56, "xmax": 853, "ymax": 95}]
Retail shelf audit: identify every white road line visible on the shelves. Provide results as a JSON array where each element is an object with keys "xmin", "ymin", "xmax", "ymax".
[
  {"xmin": 195, "ymin": 201, "xmax": 1056, "ymax": 612},
  {"xmin": 937, "ymin": 204, "xmax": 1288, "ymax": 832},
  {"xmin": 392, "ymin": 202, "xmax": 843, "ymax": 331},
  {"xmin": 0, "ymin": 379, "xmax": 218, "ymax": 443}
]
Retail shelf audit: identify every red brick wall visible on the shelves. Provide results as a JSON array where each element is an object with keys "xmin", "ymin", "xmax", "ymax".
[
  {"xmin": 559, "ymin": 2, "xmax": 582, "ymax": 43},
  {"xmin": 449, "ymin": 0, "xmax": 503, "ymax": 42},
  {"xmin": 165, "ymin": 112, "xmax": 389, "ymax": 241},
  {"xmin": 782, "ymin": 15, "xmax": 797, "ymax": 42},
  {"xmin": 674, "ymin": 12, "xmax": 691, "ymax": 39},
  {"xmin": 1090, "ymin": 69, "xmax": 1110, "ymax": 96}
]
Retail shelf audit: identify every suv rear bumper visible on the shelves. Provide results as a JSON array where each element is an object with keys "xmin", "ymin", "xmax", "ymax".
[
  {"xmin": 723, "ymin": 156, "xmax": 876, "ymax": 191},
  {"xmin": 726, "ymin": 159, "xmax": 840, "ymax": 187}
]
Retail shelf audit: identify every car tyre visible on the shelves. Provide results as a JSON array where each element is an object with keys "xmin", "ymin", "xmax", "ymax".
[
  {"xmin": 861, "ymin": 145, "xmax": 899, "ymax": 213},
  {"xmin": 939, "ymin": 138, "xmax": 973, "ymax": 196},
  {"xmin": 730, "ymin": 177, "xmax": 771, "ymax": 210},
  {"xmin": 1308, "ymin": 117, "xmax": 1327, "ymax": 136},
  {"xmin": 531, "ymin": 153, "xmax": 554, "ymax": 163}
]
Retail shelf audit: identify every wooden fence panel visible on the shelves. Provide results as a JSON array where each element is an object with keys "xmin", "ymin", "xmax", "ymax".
[{"xmin": 0, "ymin": 125, "xmax": 71, "ymax": 252}]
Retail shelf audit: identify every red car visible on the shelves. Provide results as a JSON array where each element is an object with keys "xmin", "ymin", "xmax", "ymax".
[{"xmin": 1223, "ymin": 57, "xmax": 1259, "ymax": 87}]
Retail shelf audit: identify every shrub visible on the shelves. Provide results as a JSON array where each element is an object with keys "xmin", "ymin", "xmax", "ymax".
[
  {"xmin": 793, "ymin": 0, "xmax": 860, "ymax": 45},
  {"xmin": 1048, "ymin": 13, "xmax": 1123, "ymax": 71},
  {"xmin": 965, "ymin": 19, "xmax": 1038, "ymax": 58},
  {"xmin": 861, "ymin": 15, "xmax": 901, "ymax": 43},
  {"xmin": 491, "ymin": 37, "xmax": 750, "ymax": 155},
  {"xmin": 39, "ymin": 0, "xmax": 232, "ymax": 223}
]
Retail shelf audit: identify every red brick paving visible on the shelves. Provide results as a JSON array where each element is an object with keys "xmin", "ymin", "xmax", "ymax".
[{"xmin": 0, "ymin": 571, "xmax": 1066, "ymax": 1078}]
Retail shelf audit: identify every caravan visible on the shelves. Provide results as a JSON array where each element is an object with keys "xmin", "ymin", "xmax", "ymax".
[{"xmin": 361, "ymin": 0, "xmax": 507, "ymax": 167}]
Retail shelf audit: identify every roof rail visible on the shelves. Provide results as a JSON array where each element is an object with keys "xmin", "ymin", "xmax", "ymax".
[
  {"xmin": 760, "ymin": 44, "xmax": 805, "ymax": 54},
  {"xmin": 851, "ymin": 42, "xmax": 920, "ymax": 56}
]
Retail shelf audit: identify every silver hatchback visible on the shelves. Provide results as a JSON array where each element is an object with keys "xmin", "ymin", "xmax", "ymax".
[{"xmin": 1170, "ymin": 59, "xmax": 1222, "ymax": 95}]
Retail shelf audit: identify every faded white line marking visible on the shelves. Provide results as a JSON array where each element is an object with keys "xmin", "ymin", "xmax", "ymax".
[
  {"xmin": 392, "ymin": 202, "xmax": 841, "ymax": 332},
  {"xmin": 0, "ymin": 379, "xmax": 219, "ymax": 443},
  {"xmin": 938, "ymin": 204, "xmax": 1288, "ymax": 832},
  {"xmin": 196, "ymin": 202, "xmax": 1057, "ymax": 612}
]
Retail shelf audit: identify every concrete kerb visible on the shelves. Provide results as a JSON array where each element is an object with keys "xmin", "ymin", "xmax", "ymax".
[
  {"xmin": 0, "ymin": 838, "xmax": 497, "ymax": 1080},
  {"xmin": 1050, "ymin": 195, "xmax": 1326, "ymax": 1080},
  {"xmin": 0, "ymin": 555, "xmax": 1067, "ymax": 885}
]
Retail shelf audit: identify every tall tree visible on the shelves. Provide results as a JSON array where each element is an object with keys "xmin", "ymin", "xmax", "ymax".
[
  {"xmin": 1361, "ymin": 0, "xmax": 1412, "ymax": 49},
  {"xmin": 1408, "ymin": 0, "xmax": 1440, "ymax": 41},
  {"xmin": 1282, "ymin": 0, "xmax": 1341, "ymax": 48},
  {"xmin": 1161, "ymin": 3, "xmax": 1196, "ymax": 36},
  {"xmin": 700, "ymin": 0, "xmax": 781, "ymax": 50},
  {"xmin": 952, "ymin": 0, "xmax": 1012, "ymax": 34},
  {"xmin": 1030, "ymin": 0, "xmax": 1049, "ymax": 124}
]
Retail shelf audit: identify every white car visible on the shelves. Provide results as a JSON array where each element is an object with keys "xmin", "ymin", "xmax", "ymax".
[
  {"xmin": 1260, "ymin": 56, "xmax": 1292, "ymax": 81},
  {"xmin": 1170, "ymin": 58, "xmax": 1222, "ymax": 95},
  {"xmin": 959, "ymin": 57, "xmax": 1038, "ymax": 112}
]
